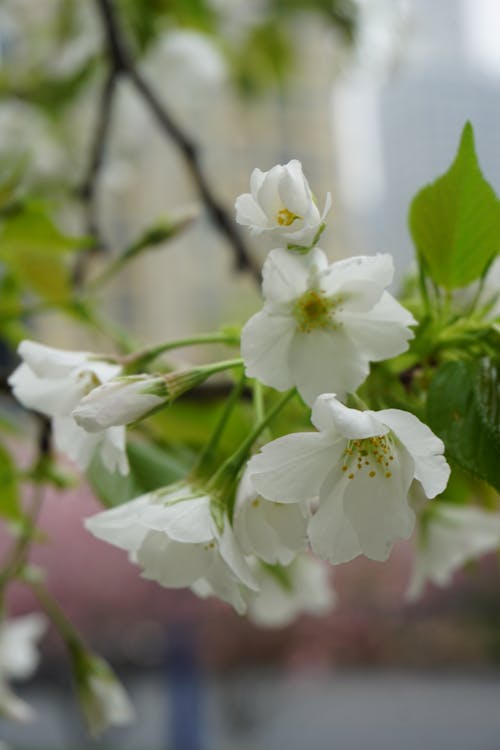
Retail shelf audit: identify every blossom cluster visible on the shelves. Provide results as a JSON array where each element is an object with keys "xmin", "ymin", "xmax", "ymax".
[{"xmin": 12, "ymin": 159, "xmax": 499, "ymax": 638}]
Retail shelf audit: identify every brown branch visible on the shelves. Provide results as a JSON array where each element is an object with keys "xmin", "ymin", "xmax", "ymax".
[
  {"xmin": 94, "ymin": 0, "xmax": 261, "ymax": 284},
  {"xmin": 72, "ymin": 66, "xmax": 119, "ymax": 287}
]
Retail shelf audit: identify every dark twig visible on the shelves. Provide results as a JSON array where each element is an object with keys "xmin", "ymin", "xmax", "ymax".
[
  {"xmin": 94, "ymin": 0, "xmax": 261, "ymax": 284},
  {"xmin": 72, "ymin": 67, "xmax": 119, "ymax": 286}
]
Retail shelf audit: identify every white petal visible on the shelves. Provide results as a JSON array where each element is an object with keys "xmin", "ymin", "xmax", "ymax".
[
  {"xmin": 218, "ymin": 521, "xmax": 258, "ymax": 590},
  {"xmin": 9, "ymin": 364, "xmax": 91, "ymax": 416},
  {"xmin": 196, "ymin": 568, "xmax": 247, "ymax": 614},
  {"xmin": 256, "ymin": 166, "xmax": 284, "ymax": 216},
  {"xmin": 248, "ymin": 431, "xmax": 339, "ymax": 503},
  {"xmin": 342, "ymin": 291, "xmax": 415, "ymax": 360},
  {"xmin": 52, "ymin": 416, "xmax": 100, "ymax": 471},
  {"xmin": 138, "ymin": 533, "xmax": 212, "ymax": 587},
  {"xmin": 322, "ymin": 254, "xmax": 394, "ymax": 295},
  {"xmin": 0, "ymin": 615, "xmax": 47, "ymax": 679},
  {"xmin": 235, "ymin": 192, "xmax": 268, "ymax": 228},
  {"xmin": 241, "ymin": 310, "xmax": 296, "ymax": 390},
  {"xmin": 308, "ymin": 469, "xmax": 362, "ymax": 564},
  {"xmin": 141, "ymin": 494, "xmax": 214, "ymax": 543},
  {"xmin": 377, "ymin": 409, "xmax": 450, "ymax": 498},
  {"xmin": 343, "ymin": 444, "xmax": 415, "ymax": 561},
  {"xmin": 407, "ymin": 504, "xmax": 500, "ymax": 600},
  {"xmin": 84, "ymin": 494, "xmax": 153, "ymax": 551},
  {"xmin": 99, "ymin": 426, "xmax": 129, "ymax": 476},
  {"xmin": 73, "ymin": 378, "xmax": 165, "ymax": 432},
  {"xmin": 250, "ymin": 167, "xmax": 266, "ymax": 197},
  {"xmin": 261, "ymin": 247, "xmax": 313, "ymax": 302},
  {"xmin": 234, "ymin": 488, "xmax": 307, "ymax": 565},
  {"xmin": 17, "ymin": 340, "xmax": 90, "ymax": 377},
  {"xmin": 247, "ymin": 555, "xmax": 335, "ymax": 628},
  {"xmin": 311, "ymin": 394, "xmax": 388, "ymax": 438},
  {"xmin": 0, "ymin": 682, "xmax": 35, "ymax": 722},
  {"xmin": 289, "ymin": 330, "xmax": 369, "ymax": 404},
  {"xmin": 279, "ymin": 159, "xmax": 314, "ymax": 217}
]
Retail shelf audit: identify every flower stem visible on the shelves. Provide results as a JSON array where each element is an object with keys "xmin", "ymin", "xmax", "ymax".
[
  {"xmin": 208, "ymin": 388, "xmax": 296, "ymax": 502},
  {"xmin": 123, "ymin": 331, "xmax": 240, "ymax": 371},
  {"xmin": 193, "ymin": 369, "xmax": 247, "ymax": 477},
  {"xmin": 28, "ymin": 579, "xmax": 86, "ymax": 653},
  {"xmin": 252, "ymin": 379, "xmax": 265, "ymax": 425}
]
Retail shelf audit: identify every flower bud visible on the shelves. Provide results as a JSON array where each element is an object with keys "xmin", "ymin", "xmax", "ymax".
[
  {"xmin": 72, "ymin": 367, "xmax": 223, "ymax": 432},
  {"xmin": 72, "ymin": 649, "xmax": 134, "ymax": 737}
]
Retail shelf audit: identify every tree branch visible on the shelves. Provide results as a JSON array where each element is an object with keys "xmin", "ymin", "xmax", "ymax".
[
  {"xmin": 94, "ymin": 0, "xmax": 261, "ymax": 284},
  {"xmin": 73, "ymin": 66, "xmax": 118, "ymax": 286}
]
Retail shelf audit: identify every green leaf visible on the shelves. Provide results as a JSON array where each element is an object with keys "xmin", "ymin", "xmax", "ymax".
[
  {"xmin": 87, "ymin": 439, "xmax": 191, "ymax": 508},
  {"xmin": 0, "ymin": 442, "xmax": 21, "ymax": 521},
  {"xmin": 127, "ymin": 440, "xmax": 189, "ymax": 491},
  {"xmin": 427, "ymin": 358, "xmax": 500, "ymax": 492},
  {"xmin": 409, "ymin": 122, "xmax": 500, "ymax": 289},
  {"xmin": 0, "ymin": 203, "xmax": 87, "ymax": 302}
]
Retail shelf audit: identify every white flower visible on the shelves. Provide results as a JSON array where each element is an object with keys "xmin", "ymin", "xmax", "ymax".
[
  {"xmin": 0, "ymin": 613, "xmax": 47, "ymax": 722},
  {"xmin": 241, "ymin": 248, "xmax": 416, "ymax": 404},
  {"xmin": 245, "ymin": 555, "xmax": 335, "ymax": 629},
  {"xmin": 235, "ymin": 159, "xmax": 331, "ymax": 249},
  {"xmin": 8, "ymin": 341, "xmax": 128, "ymax": 474},
  {"xmin": 233, "ymin": 468, "xmax": 308, "ymax": 565},
  {"xmin": 407, "ymin": 502, "xmax": 500, "ymax": 601},
  {"xmin": 73, "ymin": 651, "xmax": 134, "ymax": 737},
  {"xmin": 249, "ymin": 394, "xmax": 450, "ymax": 564},
  {"xmin": 85, "ymin": 483, "xmax": 258, "ymax": 614}
]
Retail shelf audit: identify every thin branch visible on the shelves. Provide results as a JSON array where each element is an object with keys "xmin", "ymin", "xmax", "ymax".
[
  {"xmin": 94, "ymin": 0, "xmax": 261, "ymax": 284},
  {"xmin": 73, "ymin": 66, "xmax": 119, "ymax": 286}
]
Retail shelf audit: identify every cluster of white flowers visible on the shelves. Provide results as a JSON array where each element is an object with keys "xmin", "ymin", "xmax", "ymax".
[{"xmin": 14, "ymin": 160, "xmax": 497, "ymax": 632}]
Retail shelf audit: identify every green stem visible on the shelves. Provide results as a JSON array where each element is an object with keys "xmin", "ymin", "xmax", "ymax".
[
  {"xmin": 252, "ymin": 379, "xmax": 265, "ymax": 426},
  {"xmin": 123, "ymin": 331, "xmax": 240, "ymax": 370},
  {"xmin": 0, "ymin": 484, "xmax": 44, "ymax": 592},
  {"xmin": 196, "ymin": 358, "xmax": 243, "ymax": 378},
  {"xmin": 208, "ymin": 388, "xmax": 296, "ymax": 497},
  {"xmin": 83, "ymin": 307, "xmax": 137, "ymax": 354},
  {"xmin": 29, "ymin": 580, "xmax": 85, "ymax": 652},
  {"xmin": 193, "ymin": 369, "xmax": 247, "ymax": 477}
]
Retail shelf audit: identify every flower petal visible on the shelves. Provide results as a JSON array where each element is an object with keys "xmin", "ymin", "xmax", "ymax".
[
  {"xmin": 377, "ymin": 408, "xmax": 450, "ymax": 498},
  {"xmin": 141, "ymin": 494, "xmax": 214, "ymax": 543},
  {"xmin": 289, "ymin": 329, "xmax": 369, "ymax": 404},
  {"xmin": 138, "ymin": 533, "xmax": 212, "ymax": 587},
  {"xmin": 279, "ymin": 159, "xmax": 314, "ymax": 217},
  {"xmin": 343, "ymin": 444, "xmax": 415, "ymax": 561},
  {"xmin": 308, "ymin": 468, "xmax": 362, "ymax": 564},
  {"xmin": 248, "ymin": 431, "xmax": 339, "ymax": 503},
  {"xmin": 241, "ymin": 310, "xmax": 296, "ymax": 390},
  {"xmin": 84, "ymin": 494, "xmax": 153, "ymax": 551},
  {"xmin": 218, "ymin": 521, "xmax": 258, "ymax": 590},
  {"xmin": 322, "ymin": 254, "xmax": 394, "ymax": 296},
  {"xmin": 311, "ymin": 394, "xmax": 389, "ymax": 438},
  {"xmin": 342, "ymin": 291, "xmax": 415, "ymax": 360},
  {"xmin": 9, "ymin": 364, "xmax": 87, "ymax": 416},
  {"xmin": 234, "ymin": 477, "xmax": 307, "ymax": 565},
  {"xmin": 17, "ymin": 340, "xmax": 90, "ymax": 378},
  {"xmin": 52, "ymin": 416, "xmax": 100, "ymax": 471},
  {"xmin": 235, "ymin": 192, "xmax": 268, "ymax": 228},
  {"xmin": 261, "ymin": 247, "xmax": 316, "ymax": 303},
  {"xmin": 99, "ymin": 426, "xmax": 129, "ymax": 476}
]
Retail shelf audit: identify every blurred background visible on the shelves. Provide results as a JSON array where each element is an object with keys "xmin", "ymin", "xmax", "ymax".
[{"xmin": 1, "ymin": 0, "xmax": 500, "ymax": 748}]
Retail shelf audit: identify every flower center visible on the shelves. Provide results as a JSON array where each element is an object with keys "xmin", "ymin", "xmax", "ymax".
[
  {"xmin": 341, "ymin": 434, "xmax": 395, "ymax": 480},
  {"xmin": 276, "ymin": 207, "xmax": 301, "ymax": 226},
  {"xmin": 294, "ymin": 289, "xmax": 341, "ymax": 333}
]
